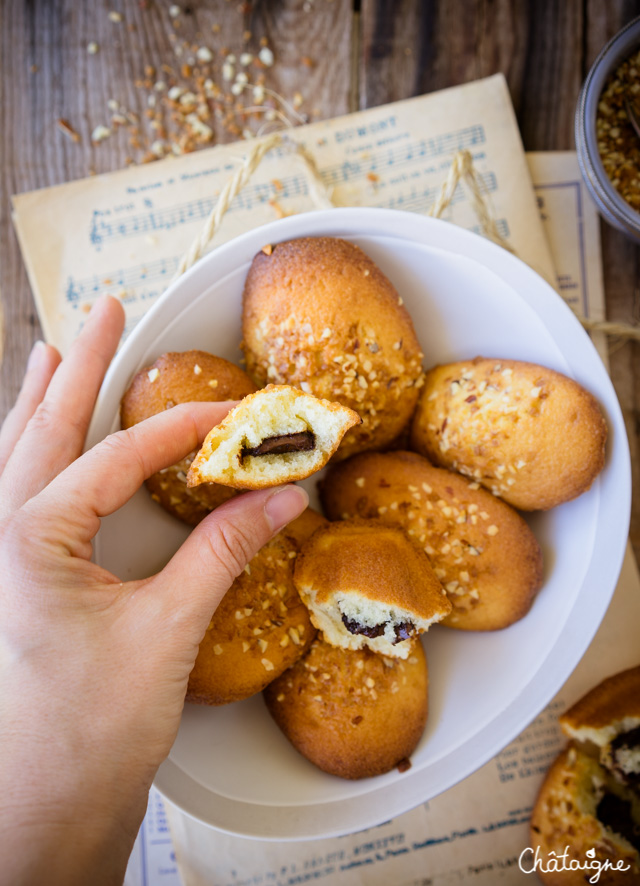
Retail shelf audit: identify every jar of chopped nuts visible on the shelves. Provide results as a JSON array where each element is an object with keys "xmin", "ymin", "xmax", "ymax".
[{"xmin": 576, "ymin": 16, "xmax": 640, "ymax": 243}]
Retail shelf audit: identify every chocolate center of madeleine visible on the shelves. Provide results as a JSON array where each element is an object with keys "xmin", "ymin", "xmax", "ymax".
[
  {"xmin": 241, "ymin": 431, "xmax": 315, "ymax": 460},
  {"xmin": 341, "ymin": 614, "xmax": 416, "ymax": 644},
  {"xmin": 596, "ymin": 791, "xmax": 640, "ymax": 852}
]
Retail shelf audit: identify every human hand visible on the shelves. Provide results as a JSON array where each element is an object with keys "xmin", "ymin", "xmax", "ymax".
[{"xmin": 0, "ymin": 296, "xmax": 308, "ymax": 886}]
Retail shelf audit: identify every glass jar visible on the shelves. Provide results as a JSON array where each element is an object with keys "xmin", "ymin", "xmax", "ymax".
[{"xmin": 575, "ymin": 16, "xmax": 640, "ymax": 243}]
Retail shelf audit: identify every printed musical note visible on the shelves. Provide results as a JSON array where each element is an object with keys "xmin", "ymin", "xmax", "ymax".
[
  {"xmin": 63, "ymin": 257, "xmax": 179, "ymax": 312},
  {"xmin": 88, "ymin": 124, "xmax": 488, "ymax": 250}
]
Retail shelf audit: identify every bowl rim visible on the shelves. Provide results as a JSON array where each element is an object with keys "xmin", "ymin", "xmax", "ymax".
[
  {"xmin": 575, "ymin": 15, "xmax": 640, "ymax": 241},
  {"xmin": 87, "ymin": 207, "xmax": 632, "ymax": 840}
]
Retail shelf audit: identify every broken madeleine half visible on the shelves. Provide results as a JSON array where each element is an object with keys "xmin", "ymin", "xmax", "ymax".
[
  {"xmin": 293, "ymin": 519, "xmax": 452, "ymax": 659},
  {"xmin": 186, "ymin": 384, "xmax": 361, "ymax": 489}
]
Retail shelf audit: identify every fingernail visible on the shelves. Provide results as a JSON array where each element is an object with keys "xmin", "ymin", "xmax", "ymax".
[
  {"xmin": 264, "ymin": 485, "xmax": 309, "ymax": 532},
  {"xmin": 26, "ymin": 340, "xmax": 46, "ymax": 372}
]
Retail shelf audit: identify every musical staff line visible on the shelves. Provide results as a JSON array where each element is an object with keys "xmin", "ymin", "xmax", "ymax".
[
  {"xmin": 64, "ymin": 255, "xmax": 179, "ymax": 306},
  {"xmin": 88, "ymin": 125, "xmax": 487, "ymax": 248},
  {"xmin": 376, "ymin": 170, "xmax": 498, "ymax": 214}
]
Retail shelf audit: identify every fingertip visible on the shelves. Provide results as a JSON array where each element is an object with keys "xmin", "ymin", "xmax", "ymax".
[
  {"xmin": 88, "ymin": 294, "xmax": 126, "ymax": 335},
  {"xmin": 264, "ymin": 484, "xmax": 309, "ymax": 533},
  {"xmin": 91, "ymin": 292, "xmax": 124, "ymax": 315}
]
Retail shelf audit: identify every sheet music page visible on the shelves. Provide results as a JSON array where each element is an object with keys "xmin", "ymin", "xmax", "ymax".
[
  {"xmin": 526, "ymin": 151, "xmax": 608, "ymax": 363},
  {"xmin": 12, "ymin": 74, "xmax": 556, "ymax": 356}
]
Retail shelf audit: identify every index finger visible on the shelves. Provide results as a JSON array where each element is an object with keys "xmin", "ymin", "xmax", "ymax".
[{"xmin": 36, "ymin": 401, "xmax": 237, "ymax": 530}]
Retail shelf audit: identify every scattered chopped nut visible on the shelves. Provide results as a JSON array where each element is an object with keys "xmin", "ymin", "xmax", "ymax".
[
  {"xmin": 91, "ymin": 124, "xmax": 112, "ymax": 143},
  {"xmin": 196, "ymin": 46, "xmax": 213, "ymax": 63},
  {"xmin": 57, "ymin": 119, "xmax": 81, "ymax": 142}
]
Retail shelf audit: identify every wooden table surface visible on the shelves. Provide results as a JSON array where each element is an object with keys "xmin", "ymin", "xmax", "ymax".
[{"xmin": 1, "ymin": 0, "xmax": 639, "ymax": 559}]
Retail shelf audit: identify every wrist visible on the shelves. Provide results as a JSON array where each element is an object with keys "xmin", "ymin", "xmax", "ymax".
[
  {"xmin": 0, "ymin": 686, "xmax": 150, "ymax": 886},
  {"xmin": 0, "ymin": 801, "xmax": 142, "ymax": 886}
]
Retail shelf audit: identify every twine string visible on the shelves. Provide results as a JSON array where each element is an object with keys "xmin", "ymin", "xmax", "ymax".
[
  {"xmin": 578, "ymin": 316, "xmax": 640, "ymax": 341},
  {"xmin": 174, "ymin": 135, "xmax": 639, "ymax": 342},
  {"xmin": 428, "ymin": 150, "xmax": 515, "ymax": 254},
  {"xmin": 173, "ymin": 133, "xmax": 332, "ymax": 280},
  {"xmin": 174, "ymin": 132, "xmax": 282, "ymax": 279}
]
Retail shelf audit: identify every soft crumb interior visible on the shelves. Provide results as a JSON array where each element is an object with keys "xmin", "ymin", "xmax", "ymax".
[
  {"xmin": 338, "ymin": 594, "xmax": 437, "ymax": 638},
  {"xmin": 305, "ymin": 589, "xmax": 440, "ymax": 659},
  {"xmin": 205, "ymin": 391, "xmax": 352, "ymax": 482},
  {"xmin": 565, "ymin": 716, "xmax": 640, "ymax": 748},
  {"xmin": 613, "ymin": 746, "xmax": 640, "ymax": 776}
]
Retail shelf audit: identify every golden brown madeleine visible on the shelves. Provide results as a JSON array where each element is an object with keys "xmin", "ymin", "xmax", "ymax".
[
  {"xmin": 241, "ymin": 237, "xmax": 424, "ymax": 459},
  {"xmin": 120, "ymin": 350, "xmax": 257, "ymax": 524},
  {"xmin": 293, "ymin": 519, "xmax": 451, "ymax": 659},
  {"xmin": 320, "ymin": 450, "xmax": 543, "ymax": 631},
  {"xmin": 187, "ymin": 385, "xmax": 360, "ymax": 489},
  {"xmin": 187, "ymin": 535, "xmax": 315, "ymax": 705},
  {"xmin": 410, "ymin": 357, "xmax": 608, "ymax": 511},
  {"xmin": 264, "ymin": 637, "xmax": 429, "ymax": 780},
  {"xmin": 560, "ymin": 666, "xmax": 640, "ymax": 789},
  {"xmin": 529, "ymin": 744, "xmax": 640, "ymax": 884}
]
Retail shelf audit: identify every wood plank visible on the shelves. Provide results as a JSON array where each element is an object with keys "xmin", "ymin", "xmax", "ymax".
[
  {"xmin": 0, "ymin": 0, "xmax": 353, "ymax": 425},
  {"xmin": 360, "ymin": 0, "xmax": 585, "ymax": 148}
]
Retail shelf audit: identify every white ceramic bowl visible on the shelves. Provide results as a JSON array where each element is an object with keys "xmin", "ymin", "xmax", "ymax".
[{"xmin": 87, "ymin": 208, "xmax": 630, "ymax": 841}]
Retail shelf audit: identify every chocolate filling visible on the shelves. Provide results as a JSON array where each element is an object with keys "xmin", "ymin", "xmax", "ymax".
[
  {"xmin": 393, "ymin": 622, "xmax": 416, "ymax": 642},
  {"xmin": 342, "ymin": 615, "xmax": 416, "ymax": 644},
  {"xmin": 241, "ymin": 431, "xmax": 315, "ymax": 460},
  {"xmin": 609, "ymin": 725, "xmax": 640, "ymax": 787},
  {"xmin": 596, "ymin": 791, "xmax": 640, "ymax": 853}
]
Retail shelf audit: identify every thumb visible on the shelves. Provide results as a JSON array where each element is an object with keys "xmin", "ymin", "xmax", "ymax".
[{"xmin": 149, "ymin": 484, "xmax": 309, "ymax": 622}]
